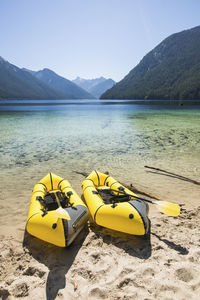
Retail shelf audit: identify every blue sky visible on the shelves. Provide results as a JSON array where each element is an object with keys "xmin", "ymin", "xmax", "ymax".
[{"xmin": 1, "ymin": 0, "xmax": 200, "ymax": 82}]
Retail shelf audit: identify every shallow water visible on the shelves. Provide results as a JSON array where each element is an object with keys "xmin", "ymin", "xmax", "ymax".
[{"xmin": 0, "ymin": 100, "xmax": 200, "ymax": 227}]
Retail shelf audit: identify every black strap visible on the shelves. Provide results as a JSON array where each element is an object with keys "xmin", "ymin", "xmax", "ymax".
[
  {"xmin": 110, "ymin": 181, "xmax": 118, "ymax": 188},
  {"xmin": 40, "ymin": 207, "xmax": 48, "ymax": 217},
  {"xmin": 37, "ymin": 182, "xmax": 47, "ymax": 190},
  {"xmin": 50, "ymin": 173, "xmax": 53, "ymax": 190},
  {"xmin": 82, "ymin": 185, "xmax": 94, "ymax": 192},
  {"xmin": 94, "ymin": 204, "xmax": 104, "ymax": 222},
  {"xmin": 59, "ymin": 191, "xmax": 74, "ymax": 208},
  {"xmin": 104, "ymin": 175, "xmax": 110, "ymax": 186},
  {"xmin": 97, "ymin": 188, "xmax": 130, "ymax": 205},
  {"xmin": 94, "ymin": 170, "xmax": 100, "ymax": 186},
  {"xmin": 58, "ymin": 178, "xmax": 65, "ymax": 188},
  {"xmin": 36, "ymin": 196, "xmax": 45, "ymax": 206}
]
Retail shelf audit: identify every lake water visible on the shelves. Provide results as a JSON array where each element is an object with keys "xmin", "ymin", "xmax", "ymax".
[{"xmin": 0, "ymin": 99, "xmax": 200, "ymax": 227}]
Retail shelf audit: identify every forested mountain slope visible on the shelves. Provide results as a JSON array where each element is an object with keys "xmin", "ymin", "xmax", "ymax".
[{"xmin": 101, "ymin": 26, "xmax": 200, "ymax": 100}]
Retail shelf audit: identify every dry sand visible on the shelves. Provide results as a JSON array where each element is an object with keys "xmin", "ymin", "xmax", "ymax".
[{"xmin": 0, "ymin": 170, "xmax": 200, "ymax": 300}]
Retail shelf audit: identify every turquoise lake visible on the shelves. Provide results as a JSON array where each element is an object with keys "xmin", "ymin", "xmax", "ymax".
[{"xmin": 0, "ymin": 99, "xmax": 200, "ymax": 226}]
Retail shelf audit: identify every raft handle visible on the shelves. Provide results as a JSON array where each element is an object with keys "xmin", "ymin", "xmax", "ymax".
[
  {"xmin": 41, "ymin": 207, "xmax": 48, "ymax": 217},
  {"xmin": 36, "ymin": 196, "xmax": 45, "ymax": 206},
  {"xmin": 92, "ymin": 190, "xmax": 99, "ymax": 194}
]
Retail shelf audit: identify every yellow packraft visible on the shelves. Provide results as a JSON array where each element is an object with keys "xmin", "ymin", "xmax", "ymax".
[
  {"xmin": 26, "ymin": 173, "xmax": 89, "ymax": 247},
  {"xmin": 82, "ymin": 170, "xmax": 149, "ymax": 235}
]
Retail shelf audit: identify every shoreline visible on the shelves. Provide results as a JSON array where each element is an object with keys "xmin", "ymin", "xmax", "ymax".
[{"xmin": 1, "ymin": 99, "xmax": 200, "ymax": 106}]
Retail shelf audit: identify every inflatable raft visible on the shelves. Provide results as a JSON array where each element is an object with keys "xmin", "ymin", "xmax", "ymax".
[
  {"xmin": 26, "ymin": 173, "xmax": 89, "ymax": 247},
  {"xmin": 82, "ymin": 170, "xmax": 150, "ymax": 235}
]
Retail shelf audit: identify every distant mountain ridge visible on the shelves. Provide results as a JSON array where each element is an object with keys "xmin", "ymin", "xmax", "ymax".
[
  {"xmin": 0, "ymin": 57, "xmax": 64, "ymax": 100},
  {"xmin": 25, "ymin": 68, "xmax": 94, "ymax": 99},
  {"xmin": 73, "ymin": 77, "xmax": 105, "ymax": 90},
  {"xmin": 101, "ymin": 25, "xmax": 200, "ymax": 100},
  {"xmin": 73, "ymin": 76, "xmax": 115, "ymax": 98},
  {"xmin": 0, "ymin": 57, "xmax": 94, "ymax": 100},
  {"xmin": 0, "ymin": 56, "xmax": 114, "ymax": 100}
]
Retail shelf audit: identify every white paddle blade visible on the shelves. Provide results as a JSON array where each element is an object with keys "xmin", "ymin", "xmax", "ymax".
[{"xmin": 55, "ymin": 207, "xmax": 71, "ymax": 220}]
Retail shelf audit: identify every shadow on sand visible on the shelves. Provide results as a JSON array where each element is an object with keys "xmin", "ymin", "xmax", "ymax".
[
  {"xmin": 23, "ymin": 226, "xmax": 89, "ymax": 300},
  {"xmin": 80, "ymin": 194, "xmax": 152, "ymax": 260},
  {"xmin": 89, "ymin": 222, "xmax": 152, "ymax": 260},
  {"xmin": 151, "ymin": 232, "xmax": 189, "ymax": 255}
]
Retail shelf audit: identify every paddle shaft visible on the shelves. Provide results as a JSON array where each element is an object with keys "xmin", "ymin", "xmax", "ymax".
[
  {"xmin": 108, "ymin": 188, "xmax": 154, "ymax": 204},
  {"xmin": 108, "ymin": 188, "xmax": 181, "ymax": 217}
]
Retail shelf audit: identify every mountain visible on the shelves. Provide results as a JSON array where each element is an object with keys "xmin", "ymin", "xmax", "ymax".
[
  {"xmin": 73, "ymin": 77, "xmax": 115, "ymax": 98},
  {"xmin": 22, "ymin": 68, "xmax": 37, "ymax": 76},
  {"xmin": 28, "ymin": 68, "xmax": 94, "ymax": 99},
  {"xmin": 101, "ymin": 26, "xmax": 200, "ymax": 100},
  {"xmin": 73, "ymin": 77, "xmax": 106, "ymax": 91},
  {"xmin": 89, "ymin": 78, "xmax": 115, "ymax": 98},
  {"xmin": 0, "ymin": 57, "xmax": 65, "ymax": 100}
]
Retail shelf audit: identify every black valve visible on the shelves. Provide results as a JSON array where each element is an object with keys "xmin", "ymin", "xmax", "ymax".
[{"xmin": 52, "ymin": 223, "xmax": 57, "ymax": 229}]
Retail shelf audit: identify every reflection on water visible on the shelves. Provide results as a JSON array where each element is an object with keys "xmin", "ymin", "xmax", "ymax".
[{"xmin": 0, "ymin": 100, "xmax": 200, "ymax": 226}]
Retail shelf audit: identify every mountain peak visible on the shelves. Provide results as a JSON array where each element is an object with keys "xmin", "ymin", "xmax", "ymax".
[
  {"xmin": 73, "ymin": 76, "xmax": 115, "ymax": 98},
  {"xmin": 0, "ymin": 56, "xmax": 7, "ymax": 63},
  {"xmin": 32, "ymin": 68, "xmax": 94, "ymax": 99},
  {"xmin": 41, "ymin": 68, "xmax": 55, "ymax": 74}
]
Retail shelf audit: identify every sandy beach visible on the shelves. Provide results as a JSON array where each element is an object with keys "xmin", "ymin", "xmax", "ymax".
[{"xmin": 0, "ymin": 167, "xmax": 200, "ymax": 300}]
